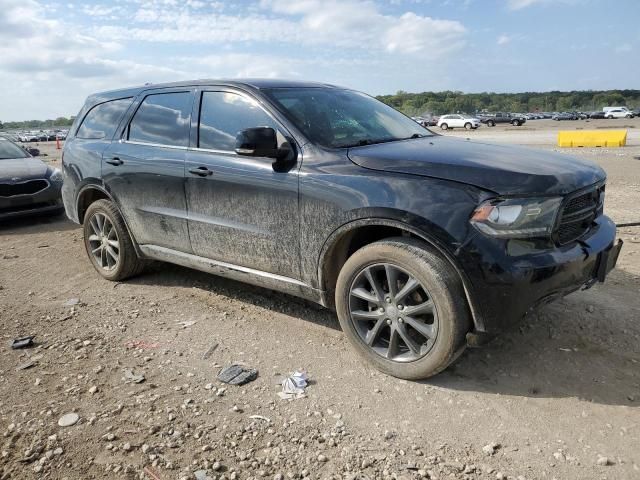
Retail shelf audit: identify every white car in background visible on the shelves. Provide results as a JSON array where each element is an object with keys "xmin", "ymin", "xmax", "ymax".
[
  {"xmin": 437, "ymin": 114, "xmax": 481, "ymax": 130},
  {"xmin": 605, "ymin": 108, "xmax": 634, "ymax": 119}
]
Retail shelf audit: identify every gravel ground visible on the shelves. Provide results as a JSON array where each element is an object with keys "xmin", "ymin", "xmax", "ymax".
[{"xmin": 1, "ymin": 122, "xmax": 639, "ymax": 480}]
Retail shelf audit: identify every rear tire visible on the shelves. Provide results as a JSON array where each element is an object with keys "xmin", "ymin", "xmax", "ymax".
[
  {"xmin": 335, "ymin": 238, "xmax": 470, "ymax": 380},
  {"xmin": 440, "ymin": 123, "xmax": 448, "ymax": 130},
  {"xmin": 83, "ymin": 199, "xmax": 146, "ymax": 281}
]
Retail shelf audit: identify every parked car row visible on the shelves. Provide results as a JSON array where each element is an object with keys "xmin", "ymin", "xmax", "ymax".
[
  {"xmin": 412, "ymin": 107, "xmax": 637, "ymax": 129},
  {"xmin": 9, "ymin": 129, "xmax": 69, "ymax": 142}
]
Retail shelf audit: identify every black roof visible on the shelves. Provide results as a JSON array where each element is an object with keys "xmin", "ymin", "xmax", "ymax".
[{"xmin": 92, "ymin": 78, "xmax": 342, "ymax": 101}]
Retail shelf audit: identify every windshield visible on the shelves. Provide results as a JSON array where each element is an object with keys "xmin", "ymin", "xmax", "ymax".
[
  {"xmin": 0, "ymin": 139, "xmax": 29, "ymax": 159},
  {"xmin": 263, "ymin": 87, "xmax": 432, "ymax": 149}
]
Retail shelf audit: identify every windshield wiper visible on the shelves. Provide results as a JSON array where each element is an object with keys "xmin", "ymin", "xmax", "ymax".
[{"xmin": 335, "ymin": 137, "xmax": 400, "ymax": 148}]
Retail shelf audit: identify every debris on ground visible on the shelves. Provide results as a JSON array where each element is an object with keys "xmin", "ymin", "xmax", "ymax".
[
  {"xmin": 482, "ymin": 442, "xmax": 501, "ymax": 456},
  {"xmin": 11, "ymin": 335, "xmax": 35, "ymax": 349},
  {"xmin": 124, "ymin": 339, "xmax": 160, "ymax": 349},
  {"xmin": 58, "ymin": 413, "xmax": 80, "ymax": 427},
  {"xmin": 64, "ymin": 298, "xmax": 80, "ymax": 307},
  {"xmin": 278, "ymin": 370, "xmax": 309, "ymax": 400},
  {"xmin": 143, "ymin": 465, "xmax": 163, "ymax": 480},
  {"xmin": 194, "ymin": 470, "xmax": 209, "ymax": 480},
  {"xmin": 249, "ymin": 415, "xmax": 271, "ymax": 423},
  {"xmin": 177, "ymin": 320, "xmax": 197, "ymax": 328},
  {"xmin": 15, "ymin": 360, "xmax": 36, "ymax": 371},
  {"xmin": 123, "ymin": 368, "xmax": 145, "ymax": 384},
  {"xmin": 202, "ymin": 342, "xmax": 219, "ymax": 360},
  {"xmin": 217, "ymin": 364, "xmax": 258, "ymax": 385}
]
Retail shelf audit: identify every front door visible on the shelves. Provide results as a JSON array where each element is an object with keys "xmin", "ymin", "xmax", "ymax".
[
  {"xmin": 185, "ymin": 89, "xmax": 300, "ymax": 279},
  {"xmin": 103, "ymin": 89, "xmax": 195, "ymax": 252}
]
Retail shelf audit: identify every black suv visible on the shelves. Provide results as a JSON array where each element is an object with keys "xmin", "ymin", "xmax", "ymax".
[{"xmin": 62, "ymin": 80, "xmax": 621, "ymax": 379}]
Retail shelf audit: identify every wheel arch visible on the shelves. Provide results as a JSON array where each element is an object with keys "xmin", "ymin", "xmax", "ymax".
[
  {"xmin": 317, "ymin": 217, "xmax": 486, "ymax": 332},
  {"xmin": 76, "ymin": 184, "xmax": 112, "ymax": 224},
  {"xmin": 76, "ymin": 184, "xmax": 145, "ymax": 258}
]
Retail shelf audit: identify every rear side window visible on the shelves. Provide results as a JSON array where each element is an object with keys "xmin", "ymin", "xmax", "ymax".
[
  {"xmin": 128, "ymin": 92, "xmax": 192, "ymax": 147},
  {"xmin": 198, "ymin": 91, "xmax": 277, "ymax": 151},
  {"xmin": 76, "ymin": 98, "xmax": 132, "ymax": 140}
]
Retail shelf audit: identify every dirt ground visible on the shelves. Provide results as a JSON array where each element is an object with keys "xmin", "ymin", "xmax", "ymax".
[{"xmin": 1, "ymin": 120, "xmax": 639, "ymax": 480}]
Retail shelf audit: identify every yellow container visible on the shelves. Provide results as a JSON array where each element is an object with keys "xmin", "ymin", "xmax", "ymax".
[{"xmin": 557, "ymin": 130, "xmax": 627, "ymax": 148}]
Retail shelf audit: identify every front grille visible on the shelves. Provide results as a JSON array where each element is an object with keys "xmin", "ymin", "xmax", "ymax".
[
  {"xmin": 0, "ymin": 180, "xmax": 48, "ymax": 197},
  {"xmin": 556, "ymin": 185, "xmax": 603, "ymax": 245}
]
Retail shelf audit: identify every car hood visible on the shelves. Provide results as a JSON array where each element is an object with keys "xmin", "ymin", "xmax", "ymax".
[
  {"xmin": 0, "ymin": 157, "xmax": 49, "ymax": 181},
  {"xmin": 347, "ymin": 136, "xmax": 605, "ymax": 196}
]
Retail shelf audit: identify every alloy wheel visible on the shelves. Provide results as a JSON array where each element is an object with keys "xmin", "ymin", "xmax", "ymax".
[
  {"xmin": 348, "ymin": 263, "xmax": 438, "ymax": 362},
  {"xmin": 87, "ymin": 212, "xmax": 120, "ymax": 271}
]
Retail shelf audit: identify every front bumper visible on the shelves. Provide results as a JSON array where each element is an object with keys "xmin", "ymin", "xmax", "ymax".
[
  {"xmin": 0, "ymin": 182, "xmax": 63, "ymax": 220},
  {"xmin": 460, "ymin": 215, "xmax": 620, "ymax": 334}
]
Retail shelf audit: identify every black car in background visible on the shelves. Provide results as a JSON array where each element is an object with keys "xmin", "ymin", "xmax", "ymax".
[
  {"xmin": 589, "ymin": 111, "xmax": 607, "ymax": 119},
  {"xmin": 478, "ymin": 112, "xmax": 526, "ymax": 126},
  {"xmin": 62, "ymin": 80, "xmax": 621, "ymax": 379},
  {"xmin": 0, "ymin": 137, "xmax": 63, "ymax": 220},
  {"xmin": 552, "ymin": 112, "xmax": 577, "ymax": 120}
]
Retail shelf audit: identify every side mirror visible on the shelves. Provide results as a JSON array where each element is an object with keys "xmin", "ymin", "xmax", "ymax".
[
  {"xmin": 27, "ymin": 147, "xmax": 40, "ymax": 156},
  {"xmin": 235, "ymin": 127, "xmax": 278, "ymax": 158}
]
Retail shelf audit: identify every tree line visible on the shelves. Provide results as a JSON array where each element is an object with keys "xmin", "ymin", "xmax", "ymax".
[
  {"xmin": 0, "ymin": 117, "xmax": 75, "ymax": 130},
  {"xmin": 376, "ymin": 89, "xmax": 640, "ymax": 116}
]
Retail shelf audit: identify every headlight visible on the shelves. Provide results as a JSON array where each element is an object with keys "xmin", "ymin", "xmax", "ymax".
[
  {"xmin": 49, "ymin": 168, "xmax": 63, "ymax": 183},
  {"xmin": 470, "ymin": 197, "xmax": 562, "ymax": 238}
]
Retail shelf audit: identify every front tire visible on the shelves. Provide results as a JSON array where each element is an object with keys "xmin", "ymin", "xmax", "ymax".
[
  {"xmin": 512, "ymin": 120, "xmax": 521, "ymax": 126},
  {"xmin": 335, "ymin": 238, "xmax": 470, "ymax": 380},
  {"xmin": 83, "ymin": 199, "xmax": 146, "ymax": 281},
  {"xmin": 464, "ymin": 122, "xmax": 472, "ymax": 130},
  {"xmin": 487, "ymin": 120, "xmax": 495, "ymax": 127}
]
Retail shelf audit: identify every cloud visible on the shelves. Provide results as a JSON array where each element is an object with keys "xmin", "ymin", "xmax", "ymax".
[
  {"xmin": 262, "ymin": 0, "xmax": 467, "ymax": 55},
  {"xmin": 506, "ymin": 0, "xmax": 543, "ymax": 9},
  {"xmin": 615, "ymin": 43, "xmax": 632, "ymax": 54},
  {"xmin": 506, "ymin": 0, "xmax": 580, "ymax": 9},
  {"xmin": 497, "ymin": 34, "xmax": 511, "ymax": 45},
  {"xmin": 0, "ymin": 0, "xmax": 187, "ymax": 120},
  {"xmin": 93, "ymin": 0, "xmax": 466, "ymax": 57},
  {"xmin": 0, "ymin": 0, "xmax": 123, "ymax": 77},
  {"xmin": 81, "ymin": 4, "xmax": 124, "ymax": 17}
]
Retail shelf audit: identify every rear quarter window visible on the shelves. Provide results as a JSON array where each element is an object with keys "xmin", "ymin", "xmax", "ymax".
[
  {"xmin": 127, "ymin": 92, "xmax": 192, "ymax": 147},
  {"xmin": 76, "ymin": 98, "xmax": 133, "ymax": 140}
]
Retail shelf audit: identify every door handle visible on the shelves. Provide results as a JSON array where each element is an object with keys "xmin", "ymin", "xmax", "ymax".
[
  {"xmin": 188, "ymin": 166, "xmax": 213, "ymax": 177},
  {"xmin": 106, "ymin": 157, "xmax": 123, "ymax": 166}
]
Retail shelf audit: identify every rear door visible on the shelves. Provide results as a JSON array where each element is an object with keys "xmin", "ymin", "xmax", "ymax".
[
  {"xmin": 184, "ymin": 88, "xmax": 301, "ymax": 278},
  {"xmin": 103, "ymin": 89, "xmax": 195, "ymax": 253}
]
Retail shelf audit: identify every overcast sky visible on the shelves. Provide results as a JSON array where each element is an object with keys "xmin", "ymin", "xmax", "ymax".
[{"xmin": 1, "ymin": 0, "xmax": 638, "ymax": 121}]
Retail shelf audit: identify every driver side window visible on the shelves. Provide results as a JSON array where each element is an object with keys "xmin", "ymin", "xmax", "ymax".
[{"xmin": 198, "ymin": 91, "xmax": 279, "ymax": 151}]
